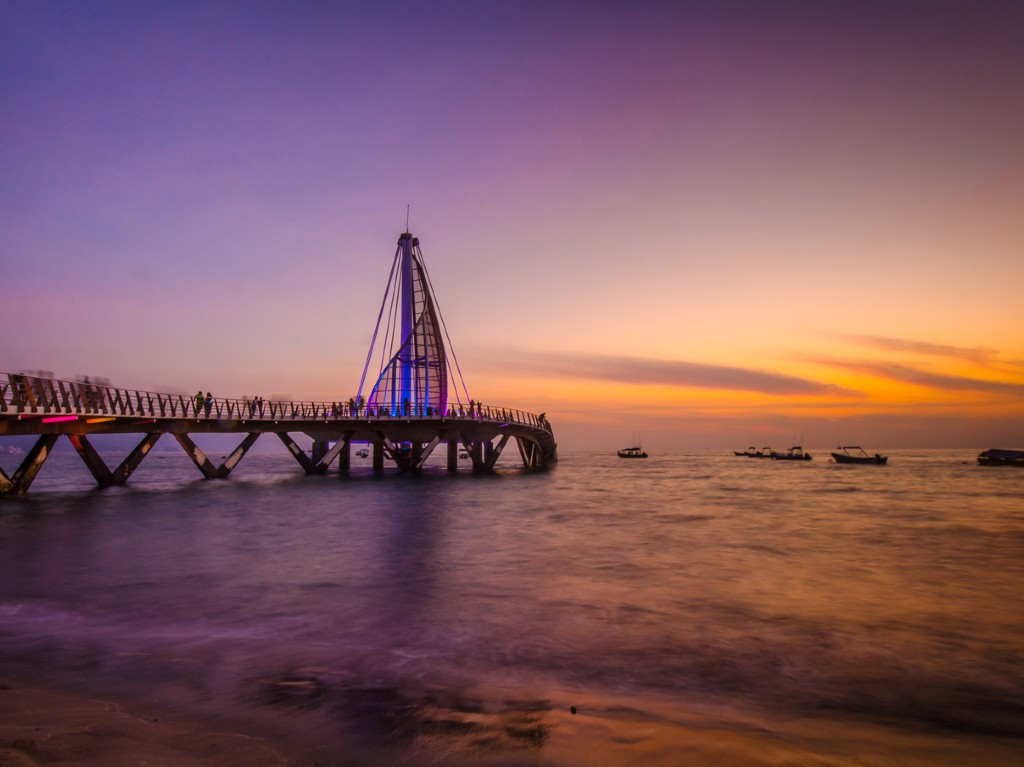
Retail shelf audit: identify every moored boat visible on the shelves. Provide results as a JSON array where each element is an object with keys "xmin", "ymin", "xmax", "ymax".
[
  {"xmin": 772, "ymin": 445, "xmax": 812, "ymax": 461},
  {"xmin": 733, "ymin": 446, "xmax": 770, "ymax": 457},
  {"xmin": 831, "ymin": 446, "xmax": 887, "ymax": 465},
  {"xmin": 977, "ymin": 448, "xmax": 1024, "ymax": 467},
  {"xmin": 618, "ymin": 446, "xmax": 648, "ymax": 459}
]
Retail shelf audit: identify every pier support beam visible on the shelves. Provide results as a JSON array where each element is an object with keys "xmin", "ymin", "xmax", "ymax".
[
  {"xmin": 374, "ymin": 432, "xmax": 445, "ymax": 472},
  {"xmin": 447, "ymin": 439, "xmax": 459, "ymax": 473},
  {"xmin": 219, "ymin": 432, "xmax": 261, "ymax": 478},
  {"xmin": 338, "ymin": 440, "xmax": 351, "ymax": 473},
  {"xmin": 173, "ymin": 433, "xmax": 220, "ymax": 479},
  {"xmin": 516, "ymin": 436, "xmax": 543, "ymax": 470},
  {"xmin": 0, "ymin": 435, "xmax": 59, "ymax": 496},
  {"xmin": 416, "ymin": 434, "xmax": 443, "ymax": 469},
  {"xmin": 484, "ymin": 434, "xmax": 510, "ymax": 471},
  {"xmin": 175, "ymin": 432, "xmax": 260, "ymax": 480},
  {"xmin": 461, "ymin": 439, "xmax": 485, "ymax": 473},
  {"xmin": 67, "ymin": 432, "xmax": 162, "ymax": 487},
  {"xmin": 67, "ymin": 433, "xmax": 115, "ymax": 486},
  {"xmin": 277, "ymin": 432, "xmax": 318, "ymax": 474},
  {"xmin": 311, "ymin": 432, "xmax": 354, "ymax": 474},
  {"xmin": 376, "ymin": 432, "xmax": 413, "ymax": 472},
  {"xmin": 372, "ymin": 440, "xmax": 384, "ymax": 473},
  {"xmin": 311, "ymin": 439, "xmax": 331, "ymax": 465},
  {"xmin": 112, "ymin": 433, "xmax": 162, "ymax": 484}
]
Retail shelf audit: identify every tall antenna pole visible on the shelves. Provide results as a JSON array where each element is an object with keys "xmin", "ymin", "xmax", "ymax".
[
  {"xmin": 405, "ymin": 204, "xmax": 410, "ymax": 233},
  {"xmin": 399, "ymin": 232, "xmax": 414, "ymax": 413}
]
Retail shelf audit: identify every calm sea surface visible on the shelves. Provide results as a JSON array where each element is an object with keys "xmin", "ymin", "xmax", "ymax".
[{"xmin": 1, "ymin": 448, "xmax": 1022, "ymax": 765}]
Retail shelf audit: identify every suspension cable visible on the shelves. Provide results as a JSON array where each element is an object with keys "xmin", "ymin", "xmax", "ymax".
[
  {"xmin": 416, "ymin": 242, "xmax": 471, "ymax": 405},
  {"xmin": 356, "ymin": 244, "xmax": 401, "ymax": 404}
]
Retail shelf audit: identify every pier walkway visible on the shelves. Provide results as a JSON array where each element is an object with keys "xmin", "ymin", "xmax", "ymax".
[
  {"xmin": 2, "ymin": 230, "xmax": 557, "ymax": 497},
  {"xmin": 0, "ymin": 372, "xmax": 557, "ymax": 497}
]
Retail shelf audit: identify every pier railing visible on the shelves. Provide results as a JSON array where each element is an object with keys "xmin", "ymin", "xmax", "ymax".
[{"xmin": 1, "ymin": 372, "xmax": 552, "ymax": 433}]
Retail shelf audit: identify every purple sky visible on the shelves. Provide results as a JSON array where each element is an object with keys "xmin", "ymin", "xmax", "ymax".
[{"xmin": 3, "ymin": 1, "xmax": 1023, "ymax": 449}]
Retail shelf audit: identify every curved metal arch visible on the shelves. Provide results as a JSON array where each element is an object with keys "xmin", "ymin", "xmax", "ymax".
[{"xmin": 358, "ymin": 232, "xmax": 465, "ymax": 416}]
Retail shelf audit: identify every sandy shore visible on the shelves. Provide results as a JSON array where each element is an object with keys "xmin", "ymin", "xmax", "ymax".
[
  {"xmin": 4, "ymin": 675, "xmax": 1022, "ymax": 767},
  {"xmin": 0, "ymin": 678, "xmax": 288, "ymax": 767}
]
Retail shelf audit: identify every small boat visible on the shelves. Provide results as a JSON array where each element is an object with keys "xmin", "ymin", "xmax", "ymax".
[
  {"xmin": 977, "ymin": 448, "xmax": 1024, "ymax": 467},
  {"xmin": 831, "ymin": 446, "xmax": 887, "ymax": 465},
  {"xmin": 733, "ymin": 446, "xmax": 771, "ymax": 458},
  {"xmin": 355, "ymin": 448, "xmax": 370, "ymax": 458},
  {"xmin": 618, "ymin": 446, "xmax": 648, "ymax": 459},
  {"xmin": 772, "ymin": 445, "xmax": 812, "ymax": 461}
]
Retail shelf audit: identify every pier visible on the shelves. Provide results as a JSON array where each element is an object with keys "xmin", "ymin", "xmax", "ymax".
[{"xmin": 0, "ymin": 231, "xmax": 557, "ymax": 497}]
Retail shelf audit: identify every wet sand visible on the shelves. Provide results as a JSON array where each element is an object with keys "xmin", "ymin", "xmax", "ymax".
[
  {"xmin": 3, "ymin": 676, "xmax": 1022, "ymax": 767},
  {"xmin": 0, "ymin": 678, "xmax": 287, "ymax": 767}
]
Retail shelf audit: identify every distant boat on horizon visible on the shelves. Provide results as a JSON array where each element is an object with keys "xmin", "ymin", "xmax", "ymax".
[
  {"xmin": 734, "ymin": 446, "xmax": 772, "ymax": 458},
  {"xmin": 618, "ymin": 446, "xmax": 648, "ymax": 459},
  {"xmin": 772, "ymin": 446, "xmax": 812, "ymax": 461},
  {"xmin": 831, "ymin": 446, "xmax": 887, "ymax": 465}
]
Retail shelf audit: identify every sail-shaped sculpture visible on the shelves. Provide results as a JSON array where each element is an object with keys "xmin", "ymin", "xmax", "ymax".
[{"xmin": 358, "ymin": 232, "xmax": 467, "ymax": 417}]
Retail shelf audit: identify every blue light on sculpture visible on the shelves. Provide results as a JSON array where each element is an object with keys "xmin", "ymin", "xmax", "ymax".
[{"xmin": 357, "ymin": 232, "xmax": 469, "ymax": 417}]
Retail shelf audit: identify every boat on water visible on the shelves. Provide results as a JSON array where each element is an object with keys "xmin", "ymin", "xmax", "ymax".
[
  {"xmin": 355, "ymin": 448, "xmax": 370, "ymax": 458},
  {"xmin": 733, "ymin": 446, "xmax": 772, "ymax": 458},
  {"xmin": 772, "ymin": 445, "xmax": 812, "ymax": 461},
  {"xmin": 831, "ymin": 446, "xmax": 887, "ymax": 465},
  {"xmin": 618, "ymin": 446, "xmax": 648, "ymax": 459},
  {"xmin": 977, "ymin": 448, "xmax": 1024, "ymax": 467}
]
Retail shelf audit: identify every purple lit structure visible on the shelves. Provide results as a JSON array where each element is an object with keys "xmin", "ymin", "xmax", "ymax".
[{"xmin": 357, "ymin": 232, "xmax": 470, "ymax": 417}]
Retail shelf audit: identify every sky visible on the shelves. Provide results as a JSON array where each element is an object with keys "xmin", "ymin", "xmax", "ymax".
[{"xmin": 3, "ymin": 0, "xmax": 1023, "ymax": 451}]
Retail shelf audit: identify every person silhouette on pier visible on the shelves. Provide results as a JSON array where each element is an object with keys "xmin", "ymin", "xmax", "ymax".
[
  {"xmin": 204, "ymin": 392, "xmax": 212, "ymax": 417},
  {"xmin": 194, "ymin": 390, "xmax": 204, "ymax": 416}
]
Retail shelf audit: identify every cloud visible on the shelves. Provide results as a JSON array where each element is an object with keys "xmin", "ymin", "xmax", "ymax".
[
  {"xmin": 838, "ymin": 334, "xmax": 999, "ymax": 365},
  {"xmin": 485, "ymin": 349, "xmax": 852, "ymax": 396},
  {"xmin": 812, "ymin": 358, "xmax": 1024, "ymax": 395}
]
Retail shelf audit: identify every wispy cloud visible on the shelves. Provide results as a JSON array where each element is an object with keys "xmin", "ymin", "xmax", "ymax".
[
  {"xmin": 811, "ymin": 358, "xmax": 1024, "ymax": 395},
  {"xmin": 484, "ymin": 350, "xmax": 853, "ymax": 396},
  {"xmin": 838, "ymin": 334, "xmax": 999, "ymax": 365}
]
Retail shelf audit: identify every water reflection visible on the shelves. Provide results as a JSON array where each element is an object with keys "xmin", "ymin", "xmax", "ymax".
[{"xmin": 1, "ymin": 451, "xmax": 1022, "ymax": 764}]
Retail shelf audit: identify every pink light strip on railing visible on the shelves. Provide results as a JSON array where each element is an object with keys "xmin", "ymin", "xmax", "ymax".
[{"xmin": 42, "ymin": 415, "xmax": 78, "ymax": 423}]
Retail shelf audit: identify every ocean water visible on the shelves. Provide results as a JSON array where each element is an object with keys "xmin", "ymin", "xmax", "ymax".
[{"xmin": 1, "ymin": 448, "xmax": 1022, "ymax": 765}]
